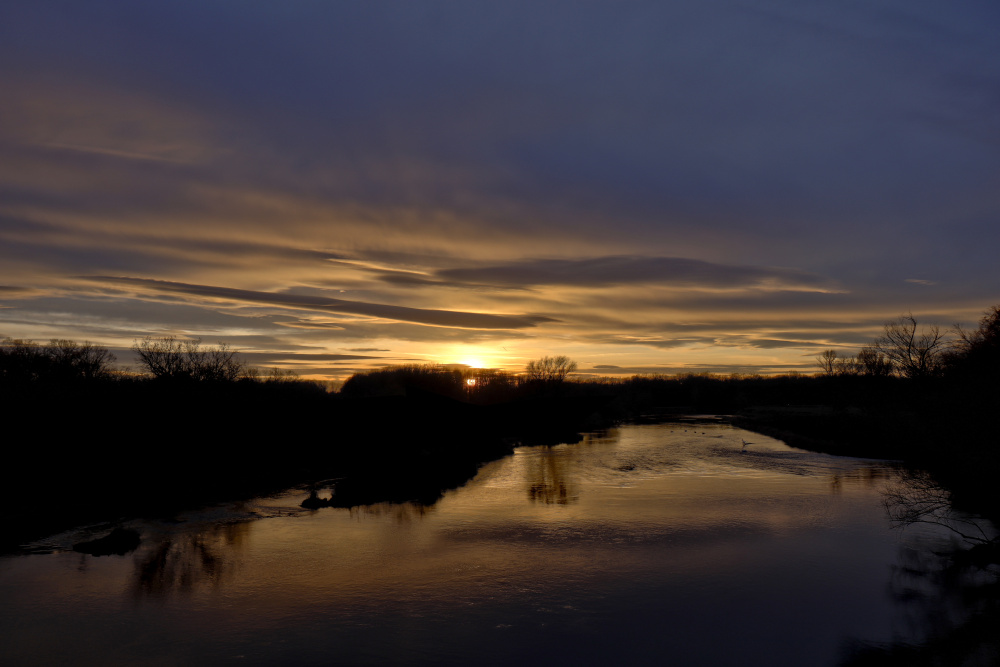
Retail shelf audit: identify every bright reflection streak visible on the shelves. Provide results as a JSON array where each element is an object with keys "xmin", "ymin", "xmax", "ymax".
[{"xmin": 1, "ymin": 423, "xmax": 962, "ymax": 666}]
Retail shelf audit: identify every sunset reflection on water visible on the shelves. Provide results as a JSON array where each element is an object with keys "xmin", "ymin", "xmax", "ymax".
[{"xmin": 0, "ymin": 423, "xmax": 968, "ymax": 666}]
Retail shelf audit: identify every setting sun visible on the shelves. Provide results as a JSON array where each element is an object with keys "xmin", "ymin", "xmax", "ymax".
[
  {"xmin": 2, "ymin": 2, "xmax": 997, "ymax": 663},
  {"xmin": 446, "ymin": 346, "xmax": 495, "ymax": 370}
]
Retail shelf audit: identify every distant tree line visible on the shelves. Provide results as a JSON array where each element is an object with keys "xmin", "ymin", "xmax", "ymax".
[
  {"xmin": 815, "ymin": 306, "xmax": 1000, "ymax": 381},
  {"xmin": 3, "ymin": 304, "xmax": 997, "ymax": 425},
  {"xmin": 0, "ymin": 335, "xmax": 320, "ymax": 390},
  {"xmin": 5, "ymin": 304, "xmax": 998, "ymax": 403},
  {"xmin": 0, "ymin": 338, "xmax": 119, "ymax": 383},
  {"xmin": 340, "ymin": 355, "xmax": 580, "ymax": 403},
  {"xmin": 0, "ymin": 335, "xmax": 333, "ymax": 548},
  {"xmin": 132, "ymin": 336, "xmax": 252, "ymax": 383},
  {"xmin": 3, "ymin": 304, "xmax": 999, "ymax": 550}
]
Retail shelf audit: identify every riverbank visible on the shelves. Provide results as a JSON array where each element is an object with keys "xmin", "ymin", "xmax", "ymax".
[
  {"xmin": 0, "ymin": 388, "xmax": 608, "ymax": 552},
  {"xmin": 3, "ymin": 421, "xmax": 940, "ymax": 667},
  {"xmin": 3, "ymin": 372, "xmax": 996, "ymax": 553},
  {"xmin": 730, "ymin": 404, "xmax": 1000, "ymax": 528}
]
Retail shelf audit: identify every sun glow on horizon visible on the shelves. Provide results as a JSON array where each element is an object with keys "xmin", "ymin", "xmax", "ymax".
[{"xmin": 443, "ymin": 345, "xmax": 501, "ymax": 370}]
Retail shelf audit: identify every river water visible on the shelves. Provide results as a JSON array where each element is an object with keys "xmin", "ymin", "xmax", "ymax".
[{"xmin": 1, "ymin": 422, "xmax": 989, "ymax": 666}]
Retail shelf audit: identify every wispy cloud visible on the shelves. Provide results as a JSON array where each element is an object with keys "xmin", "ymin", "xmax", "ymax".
[
  {"xmin": 1, "ymin": 0, "xmax": 997, "ymax": 377},
  {"xmin": 0, "ymin": 285, "xmax": 37, "ymax": 295},
  {"xmin": 435, "ymin": 256, "xmax": 841, "ymax": 292},
  {"xmin": 39, "ymin": 142, "xmax": 192, "ymax": 164},
  {"xmin": 83, "ymin": 277, "xmax": 553, "ymax": 330}
]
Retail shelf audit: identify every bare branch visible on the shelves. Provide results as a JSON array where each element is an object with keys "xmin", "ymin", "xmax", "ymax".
[
  {"xmin": 883, "ymin": 471, "xmax": 994, "ymax": 546},
  {"xmin": 524, "ymin": 355, "xmax": 578, "ymax": 382},
  {"xmin": 875, "ymin": 313, "xmax": 948, "ymax": 378}
]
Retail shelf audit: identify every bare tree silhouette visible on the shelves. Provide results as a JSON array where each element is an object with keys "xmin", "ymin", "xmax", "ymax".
[
  {"xmin": 855, "ymin": 345, "xmax": 893, "ymax": 377},
  {"xmin": 883, "ymin": 470, "xmax": 995, "ymax": 546},
  {"xmin": 0, "ymin": 338, "xmax": 117, "ymax": 382},
  {"xmin": 524, "ymin": 355, "xmax": 577, "ymax": 382},
  {"xmin": 132, "ymin": 337, "xmax": 250, "ymax": 382},
  {"xmin": 876, "ymin": 314, "xmax": 948, "ymax": 378},
  {"xmin": 816, "ymin": 349, "xmax": 839, "ymax": 375}
]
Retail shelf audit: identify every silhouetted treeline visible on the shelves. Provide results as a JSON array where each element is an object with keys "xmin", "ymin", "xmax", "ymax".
[
  {"xmin": 0, "ymin": 339, "xmax": 590, "ymax": 548},
  {"xmin": 3, "ymin": 304, "xmax": 999, "ymax": 549},
  {"xmin": 0, "ymin": 338, "xmax": 119, "ymax": 385},
  {"xmin": 337, "ymin": 304, "xmax": 1000, "ymax": 524},
  {"xmin": 340, "ymin": 355, "xmax": 581, "ymax": 403},
  {"xmin": 1, "ymin": 337, "xmax": 334, "ymax": 549}
]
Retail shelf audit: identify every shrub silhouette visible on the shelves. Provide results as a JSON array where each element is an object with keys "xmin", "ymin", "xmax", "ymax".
[
  {"xmin": 949, "ymin": 305, "xmax": 1000, "ymax": 379},
  {"xmin": 340, "ymin": 364, "xmax": 466, "ymax": 399},
  {"xmin": 524, "ymin": 355, "xmax": 577, "ymax": 383},
  {"xmin": 133, "ymin": 336, "xmax": 251, "ymax": 382},
  {"xmin": 0, "ymin": 338, "xmax": 117, "ymax": 383},
  {"xmin": 875, "ymin": 314, "xmax": 949, "ymax": 378}
]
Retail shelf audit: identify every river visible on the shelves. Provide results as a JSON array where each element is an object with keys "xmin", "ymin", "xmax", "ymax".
[{"xmin": 1, "ymin": 421, "xmax": 993, "ymax": 666}]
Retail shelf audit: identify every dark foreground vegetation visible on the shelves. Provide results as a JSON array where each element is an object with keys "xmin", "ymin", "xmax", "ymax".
[
  {"xmin": 0, "ymin": 342, "xmax": 594, "ymax": 547},
  {"xmin": 0, "ymin": 338, "xmax": 336, "ymax": 549},
  {"xmin": 2, "ymin": 306, "xmax": 998, "ymax": 559}
]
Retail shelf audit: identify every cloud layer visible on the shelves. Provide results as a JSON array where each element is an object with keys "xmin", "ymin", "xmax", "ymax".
[
  {"xmin": 1, "ymin": 0, "xmax": 998, "ymax": 378},
  {"xmin": 436, "ymin": 257, "xmax": 839, "ymax": 292},
  {"xmin": 86, "ymin": 277, "xmax": 551, "ymax": 330}
]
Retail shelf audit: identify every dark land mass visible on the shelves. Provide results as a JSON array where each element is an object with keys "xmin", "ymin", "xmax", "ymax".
[
  {"xmin": 3, "ymin": 362, "xmax": 999, "ymax": 665},
  {"xmin": 0, "ymin": 376, "xmax": 615, "ymax": 551},
  {"xmin": 4, "ymin": 327, "xmax": 1000, "ymax": 667},
  {"xmin": 4, "ymin": 313, "xmax": 1000, "ymax": 554},
  {"xmin": 6, "ymin": 316, "xmax": 998, "ymax": 554},
  {"xmin": 3, "ymin": 370, "xmax": 997, "ymax": 552}
]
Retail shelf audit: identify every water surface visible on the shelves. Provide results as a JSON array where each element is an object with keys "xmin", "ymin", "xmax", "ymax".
[{"xmin": 0, "ymin": 422, "xmax": 979, "ymax": 665}]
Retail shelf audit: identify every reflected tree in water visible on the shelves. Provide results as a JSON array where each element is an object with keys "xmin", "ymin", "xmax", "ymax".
[
  {"xmin": 347, "ymin": 501, "xmax": 434, "ymax": 523},
  {"xmin": 827, "ymin": 466, "xmax": 892, "ymax": 495},
  {"xmin": 844, "ymin": 540, "xmax": 1000, "ymax": 666},
  {"xmin": 526, "ymin": 449, "xmax": 579, "ymax": 505},
  {"xmin": 130, "ymin": 522, "xmax": 250, "ymax": 598},
  {"xmin": 883, "ymin": 470, "xmax": 996, "ymax": 547},
  {"xmin": 843, "ymin": 472, "xmax": 1000, "ymax": 665}
]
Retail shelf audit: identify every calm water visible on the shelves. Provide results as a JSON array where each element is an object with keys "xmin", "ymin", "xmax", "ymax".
[{"xmin": 0, "ymin": 422, "xmax": 985, "ymax": 666}]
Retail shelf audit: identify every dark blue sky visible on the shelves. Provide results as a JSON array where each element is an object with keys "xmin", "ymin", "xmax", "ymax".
[{"xmin": 1, "ymin": 0, "xmax": 998, "ymax": 378}]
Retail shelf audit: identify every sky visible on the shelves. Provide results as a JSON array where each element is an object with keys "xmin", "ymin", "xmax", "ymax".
[{"xmin": 1, "ymin": 1, "xmax": 998, "ymax": 381}]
